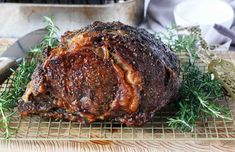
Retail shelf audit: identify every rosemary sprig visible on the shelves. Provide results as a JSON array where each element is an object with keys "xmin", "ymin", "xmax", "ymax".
[
  {"xmin": 157, "ymin": 26, "xmax": 199, "ymax": 63},
  {"xmin": 41, "ymin": 16, "xmax": 59, "ymax": 48},
  {"xmin": 30, "ymin": 16, "xmax": 59, "ymax": 54},
  {"xmin": 168, "ymin": 63, "xmax": 231, "ymax": 132},
  {"xmin": 160, "ymin": 26, "xmax": 232, "ymax": 132},
  {"xmin": 0, "ymin": 59, "xmax": 37, "ymax": 108},
  {"xmin": 0, "ymin": 59, "xmax": 36, "ymax": 138},
  {"xmin": 0, "ymin": 16, "xmax": 59, "ymax": 139}
]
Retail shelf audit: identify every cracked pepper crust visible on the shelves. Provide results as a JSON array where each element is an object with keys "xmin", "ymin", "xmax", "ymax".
[{"xmin": 18, "ymin": 21, "xmax": 180, "ymax": 126}]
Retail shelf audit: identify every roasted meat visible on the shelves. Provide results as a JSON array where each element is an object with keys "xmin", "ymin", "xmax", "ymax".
[{"xmin": 18, "ymin": 21, "xmax": 180, "ymax": 126}]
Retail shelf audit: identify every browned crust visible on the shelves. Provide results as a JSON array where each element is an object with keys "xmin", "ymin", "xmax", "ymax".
[{"xmin": 18, "ymin": 21, "xmax": 180, "ymax": 126}]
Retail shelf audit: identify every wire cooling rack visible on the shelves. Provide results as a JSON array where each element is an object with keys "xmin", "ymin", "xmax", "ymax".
[{"xmin": 0, "ymin": 52, "xmax": 235, "ymax": 141}]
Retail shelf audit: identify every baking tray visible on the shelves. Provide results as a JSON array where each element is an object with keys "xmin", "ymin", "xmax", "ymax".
[
  {"xmin": 0, "ymin": 0, "xmax": 144, "ymax": 37},
  {"xmin": 0, "ymin": 52, "xmax": 235, "ymax": 141}
]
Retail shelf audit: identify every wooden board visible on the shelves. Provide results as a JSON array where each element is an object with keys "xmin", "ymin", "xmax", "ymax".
[
  {"xmin": 1, "ymin": 140, "xmax": 235, "ymax": 152},
  {"xmin": 1, "ymin": 38, "xmax": 235, "ymax": 152}
]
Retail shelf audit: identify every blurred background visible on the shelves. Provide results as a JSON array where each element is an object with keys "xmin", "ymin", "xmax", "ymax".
[
  {"xmin": 0, "ymin": 0, "xmax": 235, "ymax": 49},
  {"xmin": 0, "ymin": 0, "xmax": 146, "ymax": 37}
]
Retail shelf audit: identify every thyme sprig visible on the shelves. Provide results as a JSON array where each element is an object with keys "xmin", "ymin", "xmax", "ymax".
[{"xmin": 0, "ymin": 16, "xmax": 59, "ymax": 139}]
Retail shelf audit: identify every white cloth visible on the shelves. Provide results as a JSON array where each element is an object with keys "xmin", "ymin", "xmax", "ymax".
[{"xmin": 146, "ymin": 0, "xmax": 235, "ymax": 50}]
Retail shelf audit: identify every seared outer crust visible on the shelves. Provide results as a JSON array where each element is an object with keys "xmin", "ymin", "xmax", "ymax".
[{"xmin": 18, "ymin": 21, "xmax": 180, "ymax": 126}]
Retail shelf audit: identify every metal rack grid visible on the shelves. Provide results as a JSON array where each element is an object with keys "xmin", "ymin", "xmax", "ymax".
[{"xmin": 0, "ymin": 52, "xmax": 235, "ymax": 141}]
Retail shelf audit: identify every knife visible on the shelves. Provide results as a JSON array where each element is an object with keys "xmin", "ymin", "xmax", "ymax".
[{"xmin": 0, "ymin": 28, "xmax": 48, "ymax": 84}]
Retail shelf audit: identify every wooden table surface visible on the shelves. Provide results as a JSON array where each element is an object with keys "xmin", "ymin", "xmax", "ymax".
[{"xmin": 0, "ymin": 38, "xmax": 235, "ymax": 152}]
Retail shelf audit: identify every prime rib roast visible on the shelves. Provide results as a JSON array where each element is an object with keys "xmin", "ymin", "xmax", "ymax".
[{"xmin": 18, "ymin": 21, "xmax": 180, "ymax": 126}]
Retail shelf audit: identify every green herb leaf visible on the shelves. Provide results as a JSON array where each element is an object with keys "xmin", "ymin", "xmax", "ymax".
[
  {"xmin": 168, "ymin": 62, "xmax": 231, "ymax": 132},
  {"xmin": 0, "ymin": 16, "xmax": 59, "ymax": 139},
  {"xmin": 158, "ymin": 26, "xmax": 231, "ymax": 132}
]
